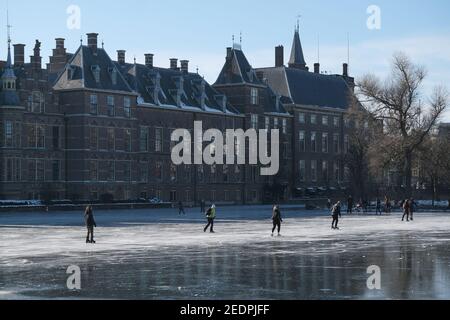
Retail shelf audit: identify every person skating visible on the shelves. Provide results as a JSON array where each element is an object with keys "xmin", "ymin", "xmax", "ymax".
[
  {"xmin": 84, "ymin": 205, "xmax": 97, "ymax": 244},
  {"xmin": 375, "ymin": 198, "xmax": 382, "ymax": 215},
  {"xmin": 384, "ymin": 196, "xmax": 391, "ymax": 214},
  {"xmin": 347, "ymin": 196, "xmax": 353, "ymax": 215},
  {"xmin": 204, "ymin": 204, "xmax": 216, "ymax": 233},
  {"xmin": 332, "ymin": 201, "xmax": 342, "ymax": 230},
  {"xmin": 178, "ymin": 201, "xmax": 186, "ymax": 215},
  {"xmin": 271, "ymin": 205, "xmax": 283, "ymax": 237},
  {"xmin": 402, "ymin": 199, "xmax": 410, "ymax": 222},
  {"xmin": 410, "ymin": 198, "xmax": 415, "ymax": 221}
]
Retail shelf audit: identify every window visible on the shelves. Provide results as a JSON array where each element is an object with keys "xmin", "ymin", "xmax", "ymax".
[
  {"xmin": 90, "ymin": 94, "xmax": 98, "ymax": 115},
  {"xmin": 140, "ymin": 162, "xmax": 148, "ymax": 183},
  {"xmin": 223, "ymin": 165, "xmax": 229, "ymax": 182},
  {"xmin": 198, "ymin": 165, "xmax": 204, "ymax": 182},
  {"xmin": 90, "ymin": 127, "xmax": 98, "ymax": 150},
  {"xmin": 299, "ymin": 131, "xmax": 306, "ymax": 152},
  {"xmin": 155, "ymin": 128, "xmax": 163, "ymax": 152},
  {"xmin": 107, "ymin": 96, "xmax": 115, "ymax": 117},
  {"xmin": 322, "ymin": 116, "xmax": 329, "ymax": 126},
  {"xmin": 124, "ymin": 162, "xmax": 131, "ymax": 182},
  {"xmin": 322, "ymin": 133, "xmax": 329, "ymax": 153},
  {"xmin": 140, "ymin": 127, "xmax": 149, "ymax": 152},
  {"xmin": 124, "ymin": 97, "xmax": 131, "ymax": 118},
  {"xmin": 322, "ymin": 161, "xmax": 329, "ymax": 182},
  {"xmin": 106, "ymin": 161, "xmax": 115, "ymax": 181},
  {"xmin": 107, "ymin": 128, "xmax": 115, "ymax": 151},
  {"xmin": 311, "ymin": 160, "xmax": 317, "ymax": 182},
  {"xmin": 5, "ymin": 121, "xmax": 13, "ymax": 148},
  {"xmin": 250, "ymin": 88, "xmax": 259, "ymax": 105},
  {"xmin": 170, "ymin": 164, "xmax": 177, "ymax": 182},
  {"xmin": 274, "ymin": 118, "xmax": 279, "ymax": 129},
  {"xmin": 37, "ymin": 125, "xmax": 45, "ymax": 149},
  {"xmin": 52, "ymin": 160, "xmax": 60, "ymax": 181},
  {"xmin": 28, "ymin": 160, "xmax": 36, "ymax": 181},
  {"xmin": 91, "ymin": 65, "xmax": 101, "ymax": 83},
  {"xmin": 334, "ymin": 117, "xmax": 340, "ymax": 127},
  {"xmin": 155, "ymin": 161, "xmax": 163, "ymax": 181},
  {"xmin": 333, "ymin": 134, "xmax": 340, "ymax": 154},
  {"xmin": 265, "ymin": 117, "xmax": 270, "ymax": 130},
  {"xmin": 37, "ymin": 160, "xmax": 45, "ymax": 181},
  {"xmin": 311, "ymin": 132, "xmax": 317, "ymax": 152},
  {"xmin": 334, "ymin": 162, "xmax": 340, "ymax": 182},
  {"xmin": 184, "ymin": 165, "xmax": 191, "ymax": 183},
  {"xmin": 111, "ymin": 68, "xmax": 118, "ymax": 85},
  {"xmin": 31, "ymin": 91, "xmax": 44, "ymax": 113},
  {"xmin": 6, "ymin": 158, "xmax": 13, "ymax": 182},
  {"xmin": 344, "ymin": 135, "xmax": 350, "ymax": 154},
  {"xmin": 282, "ymin": 119, "xmax": 287, "ymax": 134},
  {"xmin": 250, "ymin": 114, "xmax": 258, "ymax": 129},
  {"xmin": 311, "ymin": 114, "xmax": 317, "ymax": 125},
  {"xmin": 299, "ymin": 113, "xmax": 306, "ymax": 124},
  {"xmin": 344, "ymin": 118, "xmax": 350, "ymax": 127},
  {"xmin": 52, "ymin": 126, "xmax": 60, "ymax": 150},
  {"xmin": 124, "ymin": 129, "xmax": 131, "ymax": 152},
  {"xmin": 299, "ymin": 160, "xmax": 306, "ymax": 182},
  {"xmin": 90, "ymin": 160, "xmax": 98, "ymax": 181}
]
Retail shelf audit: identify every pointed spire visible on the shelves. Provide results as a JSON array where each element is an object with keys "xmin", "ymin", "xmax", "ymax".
[
  {"xmin": 288, "ymin": 22, "xmax": 308, "ymax": 71},
  {"xmin": 6, "ymin": 6, "xmax": 12, "ymax": 67}
]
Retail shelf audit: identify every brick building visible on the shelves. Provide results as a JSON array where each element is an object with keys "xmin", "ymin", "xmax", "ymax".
[{"xmin": 0, "ymin": 27, "xmax": 355, "ymax": 204}]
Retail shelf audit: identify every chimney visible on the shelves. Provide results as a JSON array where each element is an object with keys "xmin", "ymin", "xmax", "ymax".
[
  {"xmin": 55, "ymin": 38, "xmax": 65, "ymax": 49},
  {"xmin": 13, "ymin": 44, "xmax": 25, "ymax": 67},
  {"xmin": 117, "ymin": 50, "xmax": 126, "ymax": 64},
  {"xmin": 275, "ymin": 45, "xmax": 284, "ymax": 67},
  {"xmin": 145, "ymin": 54, "xmax": 154, "ymax": 68},
  {"xmin": 87, "ymin": 33, "xmax": 99, "ymax": 53},
  {"xmin": 226, "ymin": 47, "xmax": 232, "ymax": 59},
  {"xmin": 170, "ymin": 58, "xmax": 178, "ymax": 70},
  {"xmin": 314, "ymin": 63, "xmax": 320, "ymax": 74},
  {"xmin": 343, "ymin": 63, "xmax": 349, "ymax": 77},
  {"xmin": 180, "ymin": 60, "xmax": 189, "ymax": 73}
]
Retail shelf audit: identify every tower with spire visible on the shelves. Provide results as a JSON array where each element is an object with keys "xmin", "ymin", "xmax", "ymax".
[
  {"xmin": 0, "ymin": 9, "xmax": 20, "ymax": 107},
  {"xmin": 288, "ymin": 19, "xmax": 308, "ymax": 72}
]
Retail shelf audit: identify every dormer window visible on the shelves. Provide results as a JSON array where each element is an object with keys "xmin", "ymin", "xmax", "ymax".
[
  {"xmin": 67, "ymin": 65, "xmax": 76, "ymax": 80},
  {"xmin": 91, "ymin": 65, "xmax": 101, "ymax": 83},
  {"xmin": 109, "ymin": 67, "xmax": 118, "ymax": 85},
  {"xmin": 250, "ymin": 88, "xmax": 259, "ymax": 105}
]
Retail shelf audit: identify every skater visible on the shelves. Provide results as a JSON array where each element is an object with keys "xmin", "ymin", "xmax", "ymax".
[
  {"xmin": 271, "ymin": 205, "xmax": 283, "ymax": 237},
  {"xmin": 402, "ymin": 199, "xmax": 410, "ymax": 222},
  {"xmin": 332, "ymin": 201, "xmax": 342, "ymax": 230},
  {"xmin": 204, "ymin": 204, "xmax": 216, "ymax": 233},
  {"xmin": 385, "ymin": 196, "xmax": 391, "ymax": 214},
  {"xmin": 347, "ymin": 196, "xmax": 353, "ymax": 215},
  {"xmin": 84, "ymin": 205, "xmax": 97, "ymax": 244},
  {"xmin": 178, "ymin": 201, "xmax": 186, "ymax": 215},
  {"xmin": 326, "ymin": 199, "xmax": 332, "ymax": 211},
  {"xmin": 410, "ymin": 198, "xmax": 416, "ymax": 221},
  {"xmin": 376, "ymin": 198, "xmax": 382, "ymax": 215}
]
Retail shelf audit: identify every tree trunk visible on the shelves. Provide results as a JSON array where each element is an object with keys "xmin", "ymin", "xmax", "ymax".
[{"xmin": 404, "ymin": 150, "xmax": 413, "ymax": 198}]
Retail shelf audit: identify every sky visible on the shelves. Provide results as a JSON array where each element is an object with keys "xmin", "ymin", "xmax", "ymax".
[{"xmin": 1, "ymin": 0, "xmax": 450, "ymax": 120}]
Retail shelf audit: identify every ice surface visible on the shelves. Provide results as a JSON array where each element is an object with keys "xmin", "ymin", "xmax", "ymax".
[{"xmin": 1, "ymin": 206, "xmax": 450, "ymax": 300}]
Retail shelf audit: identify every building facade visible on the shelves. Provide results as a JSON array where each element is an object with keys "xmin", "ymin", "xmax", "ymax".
[{"xmin": 0, "ymin": 27, "xmax": 354, "ymax": 204}]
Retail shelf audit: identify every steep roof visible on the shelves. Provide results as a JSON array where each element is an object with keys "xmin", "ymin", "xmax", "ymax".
[
  {"xmin": 116, "ymin": 62, "xmax": 239, "ymax": 115},
  {"xmin": 0, "ymin": 43, "xmax": 20, "ymax": 106},
  {"xmin": 215, "ymin": 48, "xmax": 265, "ymax": 86},
  {"xmin": 53, "ymin": 45, "xmax": 134, "ymax": 93},
  {"xmin": 255, "ymin": 66, "xmax": 352, "ymax": 110},
  {"xmin": 288, "ymin": 29, "xmax": 307, "ymax": 69}
]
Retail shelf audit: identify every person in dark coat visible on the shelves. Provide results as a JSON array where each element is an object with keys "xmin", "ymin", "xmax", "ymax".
[
  {"xmin": 326, "ymin": 199, "xmax": 332, "ymax": 211},
  {"xmin": 271, "ymin": 205, "xmax": 283, "ymax": 237},
  {"xmin": 402, "ymin": 200, "xmax": 410, "ymax": 222},
  {"xmin": 178, "ymin": 201, "xmax": 186, "ymax": 215},
  {"xmin": 376, "ymin": 198, "xmax": 382, "ymax": 215},
  {"xmin": 332, "ymin": 201, "xmax": 342, "ymax": 230},
  {"xmin": 409, "ymin": 198, "xmax": 415, "ymax": 221},
  {"xmin": 84, "ymin": 205, "xmax": 97, "ymax": 244},
  {"xmin": 347, "ymin": 196, "xmax": 353, "ymax": 214}
]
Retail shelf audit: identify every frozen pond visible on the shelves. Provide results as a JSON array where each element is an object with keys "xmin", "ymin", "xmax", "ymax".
[{"xmin": 1, "ymin": 207, "xmax": 450, "ymax": 300}]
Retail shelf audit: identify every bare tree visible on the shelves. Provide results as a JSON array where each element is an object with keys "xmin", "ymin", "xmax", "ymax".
[
  {"xmin": 358, "ymin": 52, "xmax": 448, "ymax": 196},
  {"xmin": 419, "ymin": 135, "xmax": 450, "ymax": 205}
]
